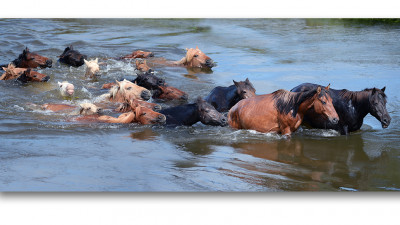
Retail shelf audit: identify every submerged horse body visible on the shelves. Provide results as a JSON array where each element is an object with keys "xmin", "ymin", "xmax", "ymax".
[
  {"xmin": 290, "ymin": 83, "xmax": 391, "ymax": 135},
  {"xmin": 160, "ymin": 97, "xmax": 227, "ymax": 126},
  {"xmin": 228, "ymin": 86, "xmax": 339, "ymax": 137},
  {"xmin": 205, "ymin": 78, "xmax": 256, "ymax": 112}
]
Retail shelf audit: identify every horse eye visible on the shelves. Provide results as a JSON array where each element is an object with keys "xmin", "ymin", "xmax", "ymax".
[
  {"xmin": 242, "ymin": 91, "xmax": 247, "ymax": 94},
  {"xmin": 321, "ymin": 101, "xmax": 326, "ymax": 105},
  {"xmin": 127, "ymin": 87, "xmax": 132, "ymax": 90},
  {"xmin": 194, "ymin": 55, "xmax": 198, "ymax": 57},
  {"xmin": 88, "ymin": 107, "xmax": 91, "ymax": 110},
  {"xmin": 142, "ymin": 112, "xmax": 147, "ymax": 116}
]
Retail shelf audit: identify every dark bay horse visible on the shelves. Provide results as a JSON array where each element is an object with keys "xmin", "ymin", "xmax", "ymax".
[
  {"xmin": 59, "ymin": 45, "xmax": 87, "ymax": 67},
  {"xmin": 228, "ymin": 85, "xmax": 339, "ymax": 137},
  {"xmin": 160, "ymin": 97, "xmax": 227, "ymax": 126},
  {"xmin": 205, "ymin": 78, "xmax": 256, "ymax": 112},
  {"xmin": 131, "ymin": 73, "xmax": 165, "ymax": 90},
  {"xmin": 291, "ymin": 83, "xmax": 391, "ymax": 135},
  {"xmin": 0, "ymin": 47, "xmax": 52, "ymax": 68}
]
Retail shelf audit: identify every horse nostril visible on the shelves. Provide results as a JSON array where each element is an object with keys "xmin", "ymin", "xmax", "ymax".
[
  {"xmin": 149, "ymin": 53, "xmax": 154, "ymax": 57},
  {"xmin": 181, "ymin": 94, "xmax": 188, "ymax": 100}
]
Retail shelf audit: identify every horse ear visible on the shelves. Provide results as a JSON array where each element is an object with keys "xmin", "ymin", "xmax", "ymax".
[
  {"xmin": 115, "ymin": 80, "xmax": 121, "ymax": 87},
  {"xmin": 69, "ymin": 45, "xmax": 73, "ymax": 50},
  {"xmin": 95, "ymin": 58, "xmax": 98, "ymax": 63},
  {"xmin": 233, "ymin": 80, "xmax": 239, "ymax": 86},
  {"xmin": 196, "ymin": 46, "xmax": 199, "ymax": 50},
  {"xmin": 317, "ymin": 86, "xmax": 321, "ymax": 94},
  {"xmin": 84, "ymin": 59, "xmax": 88, "ymax": 65},
  {"xmin": 325, "ymin": 84, "xmax": 330, "ymax": 90},
  {"xmin": 186, "ymin": 49, "xmax": 195, "ymax": 63},
  {"xmin": 2, "ymin": 67, "xmax": 6, "ymax": 71},
  {"xmin": 372, "ymin": 88, "xmax": 377, "ymax": 95},
  {"xmin": 185, "ymin": 48, "xmax": 189, "ymax": 51},
  {"xmin": 245, "ymin": 78, "xmax": 250, "ymax": 83},
  {"xmin": 382, "ymin": 86, "xmax": 386, "ymax": 92},
  {"xmin": 24, "ymin": 47, "xmax": 29, "ymax": 54}
]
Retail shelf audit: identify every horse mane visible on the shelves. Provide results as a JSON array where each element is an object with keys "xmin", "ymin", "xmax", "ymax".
[
  {"xmin": 109, "ymin": 79, "xmax": 129, "ymax": 100},
  {"xmin": 339, "ymin": 88, "xmax": 386, "ymax": 104},
  {"xmin": 273, "ymin": 88, "xmax": 323, "ymax": 117}
]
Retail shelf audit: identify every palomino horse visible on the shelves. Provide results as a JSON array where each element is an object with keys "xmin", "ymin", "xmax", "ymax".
[
  {"xmin": 135, "ymin": 60, "xmax": 153, "ymax": 74},
  {"xmin": 84, "ymin": 58, "xmax": 100, "ymax": 78},
  {"xmin": 160, "ymin": 97, "xmax": 228, "ymax": 126},
  {"xmin": 0, "ymin": 47, "xmax": 52, "ymax": 68},
  {"xmin": 174, "ymin": 47, "xmax": 216, "ymax": 68},
  {"xmin": 205, "ymin": 78, "xmax": 257, "ymax": 112},
  {"xmin": 106, "ymin": 79, "xmax": 152, "ymax": 103},
  {"xmin": 1, "ymin": 64, "xmax": 49, "ymax": 82},
  {"xmin": 228, "ymin": 85, "xmax": 339, "ymax": 137},
  {"xmin": 120, "ymin": 50, "xmax": 154, "ymax": 59},
  {"xmin": 59, "ymin": 45, "xmax": 87, "ymax": 67},
  {"xmin": 146, "ymin": 47, "xmax": 216, "ymax": 69},
  {"xmin": 291, "ymin": 83, "xmax": 391, "ymax": 135}
]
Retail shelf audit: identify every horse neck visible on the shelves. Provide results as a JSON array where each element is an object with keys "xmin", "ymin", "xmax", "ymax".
[
  {"xmin": 226, "ymin": 85, "xmax": 240, "ymax": 103},
  {"xmin": 297, "ymin": 96, "xmax": 315, "ymax": 119},
  {"xmin": 340, "ymin": 90, "xmax": 370, "ymax": 118},
  {"xmin": 183, "ymin": 104, "xmax": 200, "ymax": 125}
]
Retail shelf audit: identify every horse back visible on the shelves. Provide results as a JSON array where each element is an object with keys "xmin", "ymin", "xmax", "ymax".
[{"xmin": 205, "ymin": 85, "xmax": 237, "ymax": 112}]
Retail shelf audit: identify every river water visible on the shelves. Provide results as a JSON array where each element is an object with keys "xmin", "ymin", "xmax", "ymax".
[{"xmin": 0, "ymin": 19, "xmax": 399, "ymax": 191}]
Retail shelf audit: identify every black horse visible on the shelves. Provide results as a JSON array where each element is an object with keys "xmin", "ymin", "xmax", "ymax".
[
  {"xmin": 131, "ymin": 73, "xmax": 165, "ymax": 90},
  {"xmin": 159, "ymin": 97, "xmax": 228, "ymax": 126},
  {"xmin": 291, "ymin": 83, "xmax": 391, "ymax": 135},
  {"xmin": 58, "ymin": 45, "xmax": 87, "ymax": 67},
  {"xmin": 205, "ymin": 78, "xmax": 256, "ymax": 112}
]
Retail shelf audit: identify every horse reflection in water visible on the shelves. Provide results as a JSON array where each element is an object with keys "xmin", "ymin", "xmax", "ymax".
[{"xmin": 230, "ymin": 133, "xmax": 388, "ymax": 191}]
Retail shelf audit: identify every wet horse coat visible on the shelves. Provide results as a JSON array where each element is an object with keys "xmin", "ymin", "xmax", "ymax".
[
  {"xmin": 0, "ymin": 47, "xmax": 52, "ymax": 69},
  {"xmin": 228, "ymin": 86, "xmax": 339, "ymax": 136},
  {"xmin": 290, "ymin": 83, "xmax": 391, "ymax": 135},
  {"xmin": 59, "ymin": 45, "xmax": 87, "ymax": 67},
  {"xmin": 160, "ymin": 97, "xmax": 227, "ymax": 126},
  {"xmin": 205, "ymin": 78, "xmax": 256, "ymax": 112}
]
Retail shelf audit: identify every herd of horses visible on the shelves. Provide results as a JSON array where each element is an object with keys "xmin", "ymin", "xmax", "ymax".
[{"xmin": 0, "ymin": 45, "xmax": 391, "ymax": 137}]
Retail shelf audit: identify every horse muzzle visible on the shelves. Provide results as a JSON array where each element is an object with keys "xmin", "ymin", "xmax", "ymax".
[
  {"xmin": 156, "ymin": 115, "xmax": 166, "ymax": 124},
  {"xmin": 140, "ymin": 90, "xmax": 151, "ymax": 101},
  {"xmin": 45, "ymin": 59, "xmax": 53, "ymax": 68},
  {"xmin": 205, "ymin": 59, "xmax": 216, "ymax": 68},
  {"xmin": 330, "ymin": 117, "xmax": 339, "ymax": 124},
  {"xmin": 381, "ymin": 116, "xmax": 391, "ymax": 128},
  {"xmin": 42, "ymin": 76, "xmax": 50, "ymax": 82}
]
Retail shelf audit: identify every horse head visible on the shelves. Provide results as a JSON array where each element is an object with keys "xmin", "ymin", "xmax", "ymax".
[
  {"xmin": 233, "ymin": 78, "xmax": 256, "ymax": 99},
  {"xmin": 310, "ymin": 84, "xmax": 339, "ymax": 124},
  {"xmin": 17, "ymin": 47, "xmax": 52, "ymax": 68},
  {"xmin": 155, "ymin": 85, "xmax": 188, "ymax": 101},
  {"xmin": 196, "ymin": 97, "xmax": 228, "ymax": 126},
  {"xmin": 369, "ymin": 87, "xmax": 391, "ymax": 128},
  {"xmin": 84, "ymin": 58, "xmax": 100, "ymax": 78},
  {"xmin": 133, "ymin": 104, "xmax": 166, "ymax": 125},
  {"xmin": 113, "ymin": 79, "xmax": 151, "ymax": 101},
  {"xmin": 180, "ymin": 46, "xmax": 216, "ymax": 68}
]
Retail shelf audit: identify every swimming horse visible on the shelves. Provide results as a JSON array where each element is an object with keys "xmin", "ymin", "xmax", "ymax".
[
  {"xmin": 228, "ymin": 85, "xmax": 339, "ymax": 137},
  {"xmin": 290, "ymin": 83, "xmax": 391, "ymax": 135}
]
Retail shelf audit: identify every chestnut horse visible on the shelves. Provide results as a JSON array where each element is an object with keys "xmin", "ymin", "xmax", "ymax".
[
  {"xmin": 119, "ymin": 50, "xmax": 154, "ymax": 59},
  {"xmin": 159, "ymin": 97, "xmax": 227, "ymax": 126},
  {"xmin": 106, "ymin": 79, "xmax": 152, "ymax": 103},
  {"xmin": 116, "ymin": 99, "xmax": 162, "ymax": 112},
  {"xmin": 291, "ymin": 83, "xmax": 391, "ymax": 135},
  {"xmin": 228, "ymin": 85, "xmax": 339, "ymax": 137},
  {"xmin": 135, "ymin": 60, "xmax": 153, "ymax": 74},
  {"xmin": 40, "ymin": 103, "xmax": 101, "ymax": 115},
  {"xmin": 152, "ymin": 85, "xmax": 188, "ymax": 101},
  {"xmin": 1, "ymin": 65, "xmax": 49, "ymax": 82},
  {"xmin": 86, "ymin": 104, "xmax": 165, "ymax": 124},
  {"xmin": 59, "ymin": 45, "xmax": 87, "ymax": 67},
  {"xmin": 205, "ymin": 78, "xmax": 256, "ymax": 112},
  {"xmin": 0, "ymin": 47, "xmax": 52, "ymax": 69}
]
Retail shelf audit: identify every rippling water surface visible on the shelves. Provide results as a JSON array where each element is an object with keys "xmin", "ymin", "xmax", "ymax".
[{"xmin": 0, "ymin": 19, "xmax": 399, "ymax": 191}]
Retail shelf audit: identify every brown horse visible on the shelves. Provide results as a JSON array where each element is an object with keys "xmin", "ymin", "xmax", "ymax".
[
  {"xmin": 105, "ymin": 79, "xmax": 152, "ymax": 103},
  {"xmin": 0, "ymin": 47, "xmax": 52, "ymax": 69},
  {"xmin": 28, "ymin": 102, "xmax": 101, "ymax": 115},
  {"xmin": 228, "ymin": 85, "xmax": 339, "ymax": 137},
  {"xmin": 0, "ymin": 64, "xmax": 49, "ymax": 82},
  {"xmin": 97, "ymin": 104, "xmax": 165, "ymax": 124},
  {"xmin": 120, "ymin": 50, "xmax": 154, "ymax": 59},
  {"xmin": 135, "ymin": 60, "xmax": 153, "ymax": 74},
  {"xmin": 153, "ymin": 85, "xmax": 188, "ymax": 101}
]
